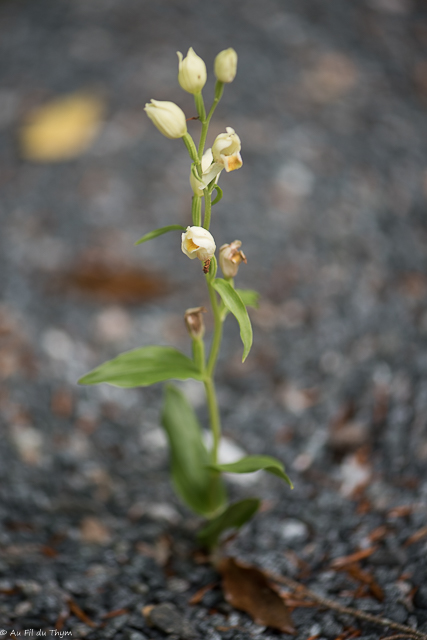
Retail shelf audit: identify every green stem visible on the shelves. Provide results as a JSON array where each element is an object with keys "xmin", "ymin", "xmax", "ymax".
[
  {"xmin": 183, "ymin": 133, "xmax": 201, "ymax": 173},
  {"xmin": 206, "ymin": 274, "xmax": 223, "ymax": 378},
  {"xmin": 194, "ymin": 92, "xmax": 206, "ymax": 122},
  {"xmin": 204, "ymin": 271, "xmax": 224, "ymax": 464},
  {"xmin": 204, "ymin": 378, "xmax": 221, "ymax": 464},
  {"xmin": 191, "ymin": 196, "xmax": 202, "ymax": 226},
  {"xmin": 203, "ymin": 187, "xmax": 212, "ymax": 230},
  {"xmin": 192, "ymin": 337, "xmax": 205, "ymax": 372},
  {"xmin": 198, "ymin": 81, "xmax": 224, "ymax": 160}
]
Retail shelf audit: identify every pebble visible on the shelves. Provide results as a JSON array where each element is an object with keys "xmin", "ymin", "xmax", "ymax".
[
  {"xmin": 146, "ymin": 602, "xmax": 197, "ymax": 638},
  {"xmin": 320, "ymin": 613, "xmax": 344, "ymax": 638},
  {"xmin": 279, "ymin": 518, "xmax": 309, "ymax": 542},
  {"xmin": 124, "ymin": 633, "xmax": 148, "ymax": 640},
  {"xmin": 414, "ymin": 585, "xmax": 427, "ymax": 609}
]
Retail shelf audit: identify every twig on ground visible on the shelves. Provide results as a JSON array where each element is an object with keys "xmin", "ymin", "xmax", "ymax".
[{"xmin": 266, "ymin": 570, "xmax": 427, "ymax": 640}]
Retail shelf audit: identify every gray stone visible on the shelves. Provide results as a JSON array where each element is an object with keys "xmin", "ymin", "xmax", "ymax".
[
  {"xmin": 415, "ymin": 585, "xmax": 427, "ymax": 609},
  {"xmin": 147, "ymin": 602, "xmax": 197, "ymax": 639},
  {"xmin": 124, "ymin": 632, "xmax": 148, "ymax": 640}
]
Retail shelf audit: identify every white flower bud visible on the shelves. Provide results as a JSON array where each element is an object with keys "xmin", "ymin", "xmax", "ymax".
[
  {"xmin": 144, "ymin": 99, "xmax": 187, "ymax": 139},
  {"xmin": 181, "ymin": 226, "xmax": 216, "ymax": 262},
  {"xmin": 212, "ymin": 127, "xmax": 243, "ymax": 172},
  {"xmin": 219, "ymin": 240, "xmax": 247, "ymax": 278},
  {"xmin": 177, "ymin": 47, "xmax": 207, "ymax": 95},
  {"xmin": 214, "ymin": 48, "xmax": 238, "ymax": 83}
]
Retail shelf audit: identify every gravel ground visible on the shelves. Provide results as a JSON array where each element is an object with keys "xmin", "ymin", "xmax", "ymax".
[{"xmin": 1, "ymin": 0, "xmax": 427, "ymax": 638}]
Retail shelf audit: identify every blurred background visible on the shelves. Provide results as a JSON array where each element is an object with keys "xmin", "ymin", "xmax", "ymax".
[{"xmin": 1, "ymin": 0, "xmax": 427, "ymax": 636}]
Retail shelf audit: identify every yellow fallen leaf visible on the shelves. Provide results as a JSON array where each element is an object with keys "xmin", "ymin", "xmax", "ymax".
[{"xmin": 20, "ymin": 91, "xmax": 105, "ymax": 162}]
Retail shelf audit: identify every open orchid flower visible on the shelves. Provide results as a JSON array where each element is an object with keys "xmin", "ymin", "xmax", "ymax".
[
  {"xmin": 190, "ymin": 128, "xmax": 243, "ymax": 196},
  {"xmin": 212, "ymin": 127, "xmax": 243, "ymax": 172},
  {"xmin": 190, "ymin": 148, "xmax": 220, "ymax": 196},
  {"xmin": 181, "ymin": 226, "xmax": 216, "ymax": 261}
]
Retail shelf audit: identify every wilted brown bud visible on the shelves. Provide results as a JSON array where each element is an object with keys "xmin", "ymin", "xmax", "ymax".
[
  {"xmin": 184, "ymin": 306, "xmax": 207, "ymax": 339},
  {"xmin": 219, "ymin": 240, "xmax": 247, "ymax": 278}
]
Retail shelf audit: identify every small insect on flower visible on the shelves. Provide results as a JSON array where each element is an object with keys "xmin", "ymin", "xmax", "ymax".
[{"xmin": 181, "ymin": 226, "xmax": 216, "ymax": 262}]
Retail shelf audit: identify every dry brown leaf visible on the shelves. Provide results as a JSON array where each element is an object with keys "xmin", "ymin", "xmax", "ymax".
[
  {"xmin": 52, "ymin": 259, "xmax": 169, "ymax": 304},
  {"xmin": 20, "ymin": 92, "xmax": 104, "ymax": 162},
  {"xmin": 218, "ymin": 557, "xmax": 296, "ymax": 634},
  {"xmin": 79, "ymin": 516, "xmax": 111, "ymax": 545}
]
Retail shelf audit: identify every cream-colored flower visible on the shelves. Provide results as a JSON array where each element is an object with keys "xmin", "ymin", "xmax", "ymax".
[
  {"xmin": 189, "ymin": 148, "xmax": 221, "ymax": 196},
  {"xmin": 212, "ymin": 127, "xmax": 243, "ymax": 172},
  {"xmin": 214, "ymin": 48, "xmax": 238, "ymax": 83},
  {"xmin": 181, "ymin": 226, "xmax": 216, "ymax": 261},
  {"xmin": 144, "ymin": 99, "xmax": 187, "ymax": 139},
  {"xmin": 184, "ymin": 306, "xmax": 207, "ymax": 339},
  {"xmin": 219, "ymin": 240, "xmax": 247, "ymax": 278},
  {"xmin": 177, "ymin": 47, "xmax": 207, "ymax": 94}
]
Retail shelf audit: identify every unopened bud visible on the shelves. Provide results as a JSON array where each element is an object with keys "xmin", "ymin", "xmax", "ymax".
[
  {"xmin": 144, "ymin": 99, "xmax": 187, "ymax": 139},
  {"xmin": 177, "ymin": 47, "xmax": 207, "ymax": 95},
  {"xmin": 219, "ymin": 240, "xmax": 247, "ymax": 278},
  {"xmin": 184, "ymin": 306, "xmax": 206, "ymax": 339},
  {"xmin": 214, "ymin": 48, "xmax": 238, "ymax": 83}
]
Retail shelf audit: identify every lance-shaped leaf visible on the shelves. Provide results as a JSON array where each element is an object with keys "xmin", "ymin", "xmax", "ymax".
[
  {"xmin": 162, "ymin": 385, "xmax": 226, "ymax": 517},
  {"xmin": 135, "ymin": 224, "xmax": 186, "ymax": 246},
  {"xmin": 209, "ymin": 455, "xmax": 293, "ymax": 488},
  {"xmin": 197, "ymin": 498, "xmax": 261, "ymax": 549},
  {"xmin": 78, "ymin": 346, "xmax": 203, "ymax": 388},
  {"xmin": 212, "ymin": 278, "xmax": 253, "ymax": 362},
  {"xmin": 235, "ymin": 288, "xmax": 260, "ymax": 309}
]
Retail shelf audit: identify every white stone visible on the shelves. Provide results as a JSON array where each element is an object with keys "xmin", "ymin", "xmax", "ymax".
[{"xmin": 280, "ymin": 518, "xmax": 309, "ymax": 542}]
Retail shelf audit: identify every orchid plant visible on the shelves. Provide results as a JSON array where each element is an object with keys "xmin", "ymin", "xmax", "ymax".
[{"xmin": 79, "ymin": 47, "xmax": 292, "ymax": 549}]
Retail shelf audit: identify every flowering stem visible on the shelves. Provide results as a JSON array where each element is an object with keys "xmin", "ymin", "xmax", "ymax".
[
  {"xmin": 192, "ymin": 336, "xmax": 205, "ymax": 372},
  {"xmin": 194, "ymin": 92, "xmax": 206, "ymax": 122},
  {"xmin": 204, "ymin": 268, "xmax": 224, "ymax": 464},
  {"xmin": 203, "ymin": 188, "xmax": 212, "ymax": 230},
  {"xmin": 191, "ymin": 196, "xmax": 202, "ymax": 226},
  {"xmin": 206, "ymin": 276, "xmax": 223, "ymax": 378},
  {"xmin": 183, "ymin": 133, "xmax": 201, "ymax": 174},
  {"xmin": 197, "ymin": 81, "xmax": 224, "ymax": 160},
  {"xmin": 204, "ymin": 378, "xmax": 221, "ymax": 464}
]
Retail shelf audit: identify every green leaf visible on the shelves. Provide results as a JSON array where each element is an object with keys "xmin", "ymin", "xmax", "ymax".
[
  {"xmin": 197, "ymin": 498, "xmax": 261, "ymax": 549},
  {"xmin": 209, "ymin": 455, "xmax": 293, "ymax": 488},
  {"xmin": 212, "ymin": 279, "xmax": 253, "ymax": 362},
  {"xmin": 236, "ymin": 288, "xmax": 260, "ymax": 309},
  {"xmin": 162, "ymin": 385, "xmax": 226, "ymax": 517},
  {"xmin": 78, "ymin": 346, "xmax": 203, "ymax": 388},
  {"xmin": 135, "ymin": 225, "xmax": 185, "ymax": 246}
]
